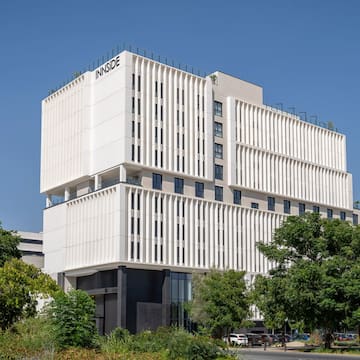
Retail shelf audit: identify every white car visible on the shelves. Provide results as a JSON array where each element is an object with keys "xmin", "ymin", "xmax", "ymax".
[{"xmin": 223, "ymin": 333, "xmax": 248, "ymax": 346}]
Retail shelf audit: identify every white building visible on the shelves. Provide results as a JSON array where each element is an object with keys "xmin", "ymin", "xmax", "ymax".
[
  {"xmin": 18, "ymin": 231, "xmax": 44, "ymax": 268},
  {"xmin": 41, "ymin": 50, "xmax": 357, "ymax": 333}
]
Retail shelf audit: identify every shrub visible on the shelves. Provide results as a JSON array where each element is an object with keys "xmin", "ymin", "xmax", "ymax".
[{"xmin": 48, "ymin": 289, "xmax": 98, "ymax": 349}]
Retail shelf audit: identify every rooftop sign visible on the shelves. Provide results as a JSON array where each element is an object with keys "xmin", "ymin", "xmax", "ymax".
[{"xmin": 95, "ymin": 55, "xmax": 120, "ymax": 79}]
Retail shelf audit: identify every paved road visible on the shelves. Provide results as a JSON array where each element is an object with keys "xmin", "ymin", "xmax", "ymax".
[{"xmin": 236, "ymin": 348, "xmax": 360, "ymax": 360}]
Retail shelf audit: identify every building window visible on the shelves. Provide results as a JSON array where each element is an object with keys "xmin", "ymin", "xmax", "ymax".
[
  {"xmin": 214, "ymin": 164, "xmax": 223, "ymax": 180},
  {"xmin": 340, "ymin": 211, "xmax": 346, "ymax": 221},
  {"xmin": 152, "ymin": 173, "xmax": 162, "ymax": 190},
  {"xmin": 132, "ymin": 97, "xmax": 135, "ymax": 113},
  {"xmin": 284, "ymin": 200, "xmax": 291, "ymax": 214},
  {"xmin": 353, "ymin": 213, "xmax": 358, "ymax": 225},
  {"xmin": 160, "ymin": 83, "xmax": 163, "ymax": 98},
  {"xmin": 131, "ymin": 144, "xmax": 135, "ymax": 161},
  {"xmin": 132, "ymin": 121, "xmax": 135, "ymax": 137},
  {"xmin": 233, "ymin": 190, "xmax": 241, "ymax": 205},
  {"xmin": 174, "ymin": 178, "xmax": 184, "ymax": 194},
  {"xmin": 214, "ymin": 101, "xmax": 222, "ymax": 116},
  {"xmin": 155, "ymin": 81, "xmax": 158, "ymax": 97},
  {"xmin": 313, "ymin": 205, "xmax": 320, "ymax": 213},
  {"xmin": 251, "ymin": 202, "xmax": 259, "ymax": 209},
  {"xmin": 132, "ymin": 74, "xmax": 135, "ymax": 90},
  {"xmin": 214, "ymin": 122, "xmax": 223, "ymax": 137},
  {"xmin": 268, "ymin": 197, "xmax": 275, "ymax": 211},
  {"xmin": 215, "ymin": 186, "xmax": 223, "ymax": 201},
  {"xmin": 137, "ymin": 99, "xmax": 141, "ymax": 115},
  {"xmin": 195, "ymin": 182, "xmax": 204, "ymax": 198},
  {"xmin": 299, "ymin": 203, "xmax": 306, "ymax": 215},
  {"xmin": 327, "ymin": 208, "xmax": 333, "ymax": 219},
  {"xmin": 214, "ymin": 143, "xmax": 223, "ymax": 159}
]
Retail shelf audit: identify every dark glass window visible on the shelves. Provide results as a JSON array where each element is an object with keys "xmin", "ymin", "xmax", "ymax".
[
  {"xmin": 132, "ymin": 97, "xmax": 135, "ymax": 113},
  {"xmin": 340, "ymin": 211, "xmax": 346, "ymax": 221},
  {"xmin": 195, "ymin": 182, "xmax": 204, "ymax": 198},
  {"xmin": 327, "ymin": 208, "xmax": 333, "ymax": 219},
  {"xmin": 233, "ymin": 190, "xmax": 241, "ymax": 205},
  {"xmin": 353, "ymin": 213, "xmax": 358, "ymax": 225},
  {"xmin": 284, "ymin": 200, "xmax": 291, "ymax": 214},
  {"xmin": 251, "ymin": 202, "xmax": 259, "ymax": 209},
  {"xmin": 313, "ymin": 205, "xmax": 320, "ymax": 213},
  {"xmin": 152, "ymin": 173, "xmax": 162, "ymax": 190},
  {"xmin": 214, "ymin": 143, "xmax": 223, "ymax": 159},
  {"xmin": 137, "ymin": 99, "xmax": 140, "ymax": 115},
  {"xmin": 131, "ymin": 192, "xmax": 134, "ymax": 209},
  {"xmin": 214, "ymin": 122, "xmax": 223, "ymax": 137},
  {"xmin": 174, "ymin": 178, "xmax": 184, "ymax": 194},
  {"xmin": 214, "ymin": 164, "xmax": 223, "ymax": 180},
  {"xmin": 137, "ymin": 75, "xmax": 141, "ymax": 92},
  {"xmin": 155, "ymin": 81, "xmax": 158, "ymax": 97},
  {"xmin": 214, "ymin": 101, "xmax": 223, "ymax": 116},
  {"xmin": 268, "ymin": 197, "xmax": 275, "ymax": 211},
  {"xmin": 132, "ymin": 74, "xmax": 135, "ymax": 90},
  {"xmin": 215, "ymin": 186, "xmax": 223, "ymax": 201},
  {"xmin": 299, "ymin": 203, "xmax": 306, "ymax": 215},
  {"xmin": 131, "ymin": 144, "xmax": 135, "ymax": 161}
]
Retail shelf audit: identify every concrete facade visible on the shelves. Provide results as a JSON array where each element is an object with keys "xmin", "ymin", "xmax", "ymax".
[{"xmin": 40, "ymin": 50, "xmax": 357, "ymax": 332}]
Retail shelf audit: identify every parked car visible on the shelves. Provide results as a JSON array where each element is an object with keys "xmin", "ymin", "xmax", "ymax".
[
  {"xmin": 276, "ymin": 333, "xmax": 292, "ymax": 343},
  {"xmin": 223, "ymin": 333, "xmax": 248, "ymax": 346},
  {"xmin": 246, "ymin": 333, "xmax": 262, "ymax": 346}
]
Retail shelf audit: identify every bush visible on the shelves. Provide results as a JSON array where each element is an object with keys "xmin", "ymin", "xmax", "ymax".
[
  {"xmin": 100, "ymin": 327, "xmax": 234, "ymax": 360},
  {"xmin": 48, "ymin": 289, "xmax": 98, "ymax": 349}
]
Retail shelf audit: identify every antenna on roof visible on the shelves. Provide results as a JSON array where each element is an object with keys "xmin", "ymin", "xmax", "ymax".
[{"xmin": 299, "ymin": 112, "xmax": 307, "ymax": 121}]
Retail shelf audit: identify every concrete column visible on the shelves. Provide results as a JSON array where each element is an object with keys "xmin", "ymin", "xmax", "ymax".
[
  {"xmin": 162, "ymin": 269, "xmax": 171, "ymax": 326},
  {"xmin": 64, "ymin": 187, "xmax": 70, "ymax": 201},
  {"xmin": 46, "ymin": 194, "xmax": 52, "ymax": 207},
  {"xmin": 119, "ymin": 164, "xmax": 126, "ymax": 182},
  {"xmin": 117, "ymin": 266, "xmax": 127, "ymax": 328},
  {"xmin": 94, "ymin": 174, "xmax": 102, "ymax": 190}
]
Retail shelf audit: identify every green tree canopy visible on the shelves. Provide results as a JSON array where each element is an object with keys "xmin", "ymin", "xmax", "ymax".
[
  {"xmin": 253, "ymin": 212, "xmax": 360, "ymax": 348},
  {"xmin": 0, "ymin": 223, "xmax": 21, "ymax": 267},
  {"xmin": 189, "ymin": 269, "xmax": 250, "ymax": 338},
  {"xmin": 0, "ymin": 258, "xmax": 58, "ymax": 329}
]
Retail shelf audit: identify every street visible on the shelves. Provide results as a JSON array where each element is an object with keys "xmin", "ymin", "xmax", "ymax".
[{"xmin": 236, "ymin": 348, "xmax": 360, "ymax": 360}]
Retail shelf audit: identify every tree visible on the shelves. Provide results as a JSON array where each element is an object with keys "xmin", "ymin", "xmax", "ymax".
[
  {"xmin": 189, "ymin": 269, "xmax": 250, "ymax": 338},
  {"xmin": 253, "ymin": 212, "xmax": 360, "ymax": 348},
  {"xmin": 0, "ymin": 258, "xmax": 58, "ymax": 329},
  {"xmin": 0, "ymin": 223, "xmax": 21, "ymax": 267},
  {"xmin": 47, "ymin": 289, "xmax": 98, "ymax": 349}
]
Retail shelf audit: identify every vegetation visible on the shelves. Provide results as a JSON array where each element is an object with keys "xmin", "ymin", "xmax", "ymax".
[
  {"xmin": 0, "ymin": 222, "xmax": 21, "ymax": 267},
  {"xmin": 253, "ymin": 212, "xmax": 360, "ymax": 348},
  {"xmin": 47, "ymin": 289, "xmax": 98, "ymax": 349},
  {"xmin": 0, "ymin": 258, "xmax": 58, "ymax": 330},
  {"xmin": 189, "ymin": 269, "xmax": 251, "ymax": 338},
  {"xmin": 0, "ymin": 321, "xmax": 235, "ymax": 359}
]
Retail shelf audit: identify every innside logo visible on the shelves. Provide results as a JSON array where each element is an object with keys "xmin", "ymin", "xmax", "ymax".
[{"xmin": 96, "ymin": 56, "xmax": 120, "ymax": 79}]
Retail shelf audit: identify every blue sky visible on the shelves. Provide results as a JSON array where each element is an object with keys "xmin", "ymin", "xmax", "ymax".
[{"xmin": 0, "ymin": 0, "xmax": 359, "ymax": 232}]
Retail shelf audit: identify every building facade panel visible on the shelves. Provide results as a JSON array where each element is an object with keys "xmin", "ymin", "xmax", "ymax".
[{"xmin": 41, "ymin": 49, "xmax": 357, "ymax": 333}]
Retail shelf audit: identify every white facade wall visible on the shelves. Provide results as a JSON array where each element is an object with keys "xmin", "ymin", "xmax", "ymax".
[{"xmin": 41, "ymin": 49, "xmax": 356, "ymax": 282}]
